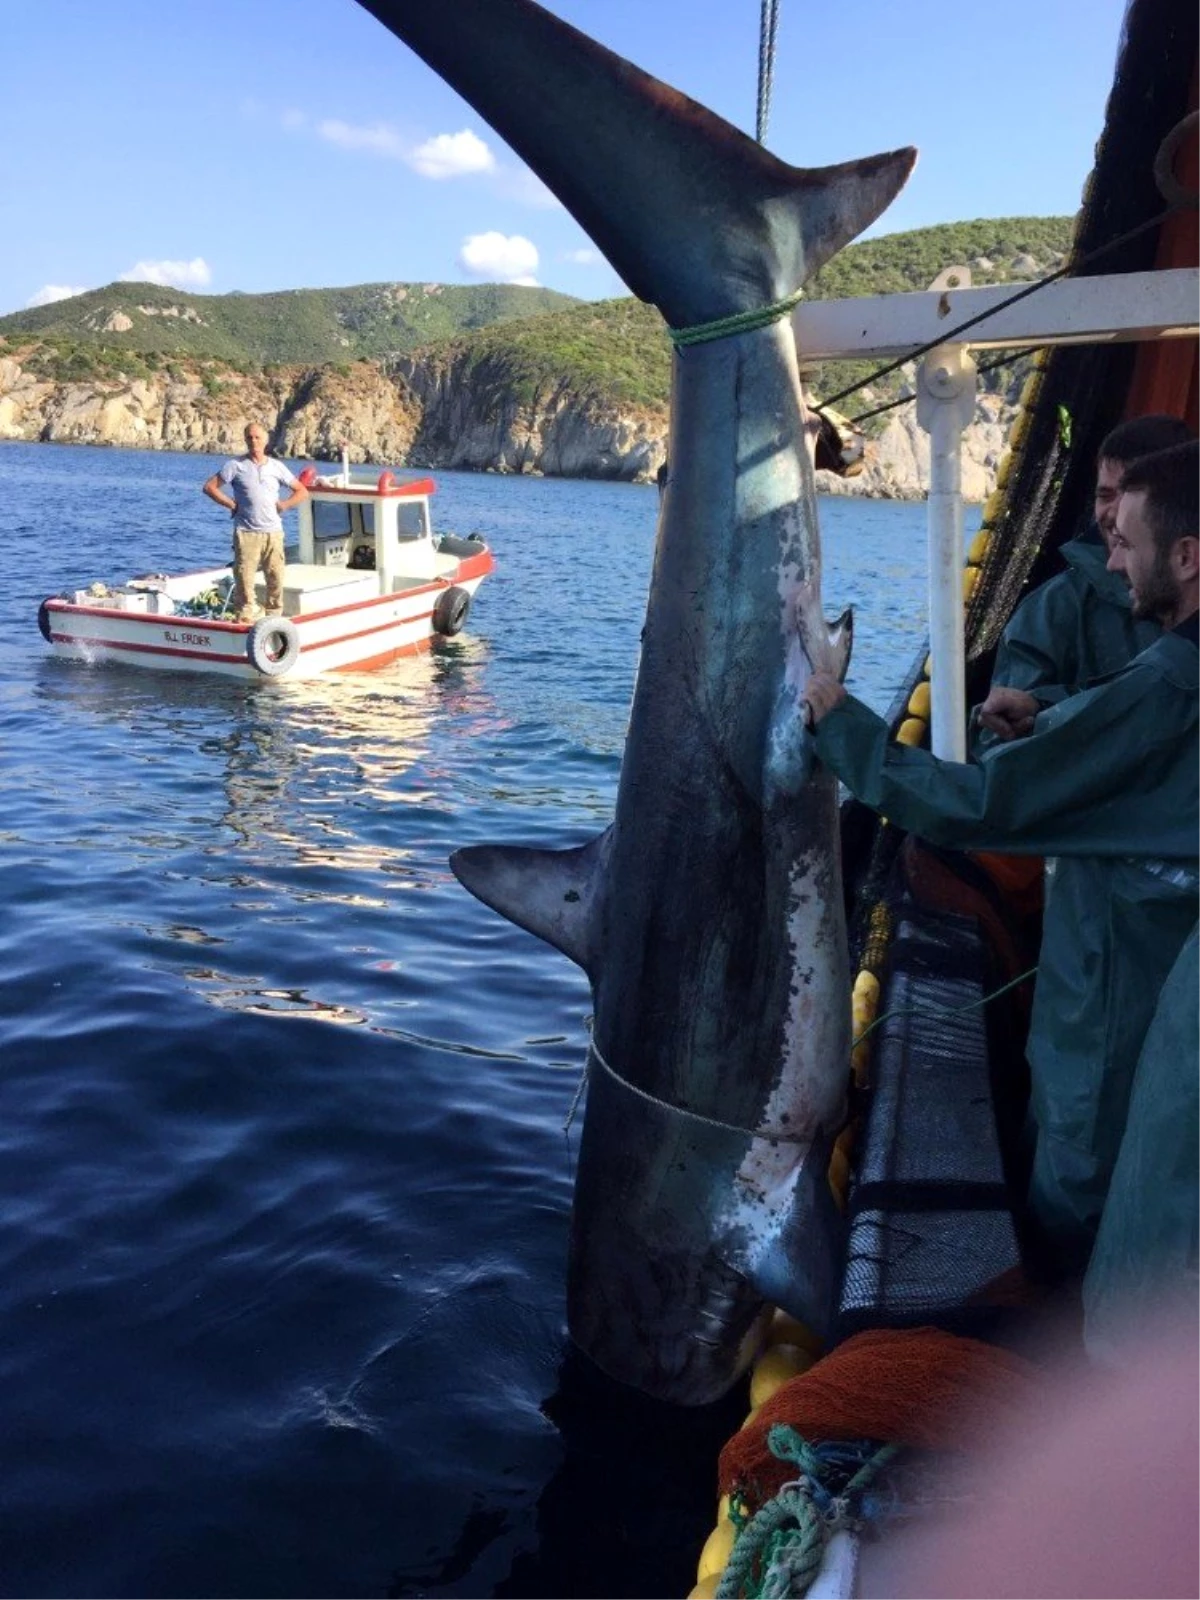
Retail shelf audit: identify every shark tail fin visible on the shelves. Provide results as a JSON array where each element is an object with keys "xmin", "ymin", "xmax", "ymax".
[{"xmin": 358, "ymin": 0, "xmax": 915, "ymax": 326}]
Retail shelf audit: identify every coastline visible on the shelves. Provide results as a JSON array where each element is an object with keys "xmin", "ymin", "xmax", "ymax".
[{"xmin": 0, "ymin": 351, "xmax": 1015, "ymax": 503}]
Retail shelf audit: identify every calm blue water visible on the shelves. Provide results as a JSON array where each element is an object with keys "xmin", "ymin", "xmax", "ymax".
[{"xmin": 0, "ymin": 441, "xmax": 955, "ymax": 1599}]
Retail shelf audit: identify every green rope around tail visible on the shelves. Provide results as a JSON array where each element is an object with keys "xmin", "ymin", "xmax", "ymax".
[
  {"xmin": 717, "ymin": 1429, "xmax": 899, "ymax": 1599},
  {"xmin": 667, "ymin": 290, "xmax": 804, "ymax": 349}
]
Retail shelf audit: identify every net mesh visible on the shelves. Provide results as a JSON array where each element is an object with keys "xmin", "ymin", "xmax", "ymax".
[{"xmin": 838, "ymin": 907, "xmax": 1027, "ymax": 1337}]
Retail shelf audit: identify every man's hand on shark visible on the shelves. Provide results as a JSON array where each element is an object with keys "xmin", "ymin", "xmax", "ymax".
[{"xmin": 803, "ymin": 671, "xmax": 847, "ymax": 725}]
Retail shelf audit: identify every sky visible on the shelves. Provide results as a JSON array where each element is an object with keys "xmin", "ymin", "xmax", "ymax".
[{"xmin": 0, "ymin": 0, "xmax": 1132, "ymax": 317}]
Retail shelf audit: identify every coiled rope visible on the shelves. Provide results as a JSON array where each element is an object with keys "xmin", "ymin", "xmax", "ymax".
[{"xmin": 716, "ymin": 1428, "xmax": 898, "ymax": 1599}]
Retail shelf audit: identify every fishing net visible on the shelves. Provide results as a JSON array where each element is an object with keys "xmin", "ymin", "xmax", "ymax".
[
  {"xmin": 962, "ymin": 0, "xmax": 1199, "ymax": 687},
  {"xmin": 838, "ymin": 904, "xmax": 1035, "ymax": 1339},
  {"xmin": 718, "ymin": 1325, "xmax": 1041, "ymax": 1513}
]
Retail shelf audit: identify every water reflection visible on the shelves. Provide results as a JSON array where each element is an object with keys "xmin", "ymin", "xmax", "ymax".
[{"xmin": 29, "ymin": 647, "xmax": 505, "ymax": 1028}]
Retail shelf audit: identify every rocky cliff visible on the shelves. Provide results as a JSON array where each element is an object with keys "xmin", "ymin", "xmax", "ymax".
[
  {"xmin": 0, "ymin": 345, "xmax": 1016, "ymax": 501},
  {"xmin": 392, "ymin": 349, "xmax": 664, "ymax": 482},
  {"xmin": 0, "ymin": 354, "xmax": 419, "ymax": 463}
]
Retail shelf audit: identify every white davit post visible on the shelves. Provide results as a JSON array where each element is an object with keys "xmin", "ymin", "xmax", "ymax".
[{"xmin": 916, "ymin": 344, "xmax": 977, "ymax": 762}]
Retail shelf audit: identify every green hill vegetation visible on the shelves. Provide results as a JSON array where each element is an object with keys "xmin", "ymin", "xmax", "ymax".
[
  {"xmin": 421, "ymin": 296, "xmax": 671, "ymax": 410},
  {"xmin": 0, "ymin": 217, "xmax": 1076, "ymax": 424},
  {"xmin": 0, "ymin": 279, "xmax": 578, "ymax": 366},
  {"xmin": 400, "ymin": 217, "xmax": 1076, "ymax": 422}
]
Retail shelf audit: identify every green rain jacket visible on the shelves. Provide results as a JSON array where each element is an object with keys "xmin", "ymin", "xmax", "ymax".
[
  {"xmin": 990, "ymin": 531, "xmax": 1161, "ymax": 703},
  {"xmin": 816, "ymin": 629, "xmax": 1198, "ymax": 1262},
  {"xmin": 1082, "ymin": 921, "xmax": 1199, "ymax": 1364}
]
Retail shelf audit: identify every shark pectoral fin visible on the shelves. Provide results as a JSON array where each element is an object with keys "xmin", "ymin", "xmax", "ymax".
[
  {"xmin": 450, "ymin": 829, "xmax": 611, "ymax": 974},
  {"xmin": 828, "ymin": 607, "xmax": 854, "ymax": 683}
]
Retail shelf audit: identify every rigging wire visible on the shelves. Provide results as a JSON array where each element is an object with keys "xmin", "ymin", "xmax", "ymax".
[
  {"xmin": 811, "ymin": 202, "xmax": 1182, "ymax": 427},
  {"xmin": 756, "ymin": 0, "xmax": 780, "ymax": 144}
]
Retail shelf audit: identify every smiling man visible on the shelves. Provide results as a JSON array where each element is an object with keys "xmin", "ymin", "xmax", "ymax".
[
  {"xmin": 802, "ymin": 438, "xmax": 1198, "ymax": 1311},
  {"xmin": 976, "ymin": 414, "xmax": 1193, "ymax": 746}
]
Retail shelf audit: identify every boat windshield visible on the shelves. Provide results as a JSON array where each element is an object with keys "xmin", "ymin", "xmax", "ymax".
[{"xmin": 313, "ymin": 501, "xmax": 376, "ymax": 538}]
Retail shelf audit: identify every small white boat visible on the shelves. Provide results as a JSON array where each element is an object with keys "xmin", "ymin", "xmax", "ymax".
[{"xmin": 37, "ymin": 465, "xmax": 495, "ymax": 680}]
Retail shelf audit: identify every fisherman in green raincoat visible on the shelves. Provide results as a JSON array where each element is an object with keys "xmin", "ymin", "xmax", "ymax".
[
  {"xmin": 974, "ymin": 414, "xmax": 1193, "ymax": 749},
  {"xmin": 1082, "ymin": 921, "xmax": 1199, "ymax": 1362},
  {"xmin": 804, "ymin": 441, "xmax": 1199, "ymax": 1294}
]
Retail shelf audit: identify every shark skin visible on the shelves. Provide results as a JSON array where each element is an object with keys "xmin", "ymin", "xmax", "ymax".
[{"xmin": 357, "ymin": 0, "xmax": 915, "ymax": 1403}]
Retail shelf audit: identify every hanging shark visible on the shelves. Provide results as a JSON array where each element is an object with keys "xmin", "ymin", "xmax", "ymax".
[{"xmin": 358, "ymin": 0, "xmax": 915, "ymax": 1403}]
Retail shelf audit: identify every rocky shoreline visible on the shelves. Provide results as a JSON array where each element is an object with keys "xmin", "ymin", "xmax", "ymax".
[{"xmin": 0, "ymin": 349, "xmax": 1016, "ymax": 502}]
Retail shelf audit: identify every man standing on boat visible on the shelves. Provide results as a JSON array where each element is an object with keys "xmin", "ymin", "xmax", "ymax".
[
  {"xmin": 203, "ymin": 423, "xmax": 308, "ymax": 624},
  {"xmin": 974, "ymin": 413, "xmax": 1193, "ymax": 746},
  {"xmin": 802, "ymin": 440, "xmax": 1198, "ymax": 1324}
]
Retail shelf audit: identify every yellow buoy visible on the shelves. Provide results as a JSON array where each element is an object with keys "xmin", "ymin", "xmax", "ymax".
[
  {"xmin": 767, "ymin": 1309, "xmax": 823, "ymax": 1357},
  {"xmin": 749, "ymin": 1342, "xmax": 813, "ymax": 1408},
  {"xmin": 922, "ymin": 652, "xmax": 933, "ymax": 678},
  {"xmin": 851, "ymin": 988, "xmax": 873, "ymax": 1025},
  {"xmin": 696, "ymin": 1520, "xmax": 735, "ymax": 1583},
  {"xmin": 906, "ymin": 680, "xmax": 931, "ymax": 720},
  {"xmin": 896, "ymin": 717, "xmax": 926, "ymax": 747},
  {"xmin": 853, "ymin": 969, "xmax": 880, "ymax": 1004},
  {"xmin": 717, "ymin": 1492, "xmax": 731, "ymax": 1522},
  {"xmin": 962, "ymin": 565, "xmax": 980, "ymax": 602},
  {"xmin": 995, "ymin": 452, "xmax": 1013, "ymax": 493},
  {"xmin": 981, "ymin": 489, "xmax": 1006, "ymax": 527},
  {"xmin": 688, "ymin": 1575, "xmax": 721, "ymax": 1599},
  {"xmin": 1010, "ymin": 411, "xmax": 1030, "ymax": 453},
  {"xmin": 967, "ymin": 528, "xmax": 991, "ymax": 566}
]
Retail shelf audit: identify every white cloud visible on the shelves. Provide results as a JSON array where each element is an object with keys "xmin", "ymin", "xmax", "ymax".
[
  {"xmin": 27, "ymin": 284, "xmax": 89, "ymax": 308},
  {"xmin": 119, "ymin": 257, "xmax": 212, "ymax": 290},
  {"xmin": 562, "ymin": 247, "xmax": 600, "ymax": 266},
  {"xmin": 317, "ymin": 118, "xmax": 406, "ymax": 159},
  {"xmin": 281, "ymin": 108, "xmax": 307, "ymax": 132},
  {"xmin": 316, "ymin": 119, "xmax": 497, "ymax": 182},
  {"xmin": 495, "ymin": 166, "xmax": 562, "ymax": 210},
  {"xmin": 410, "ymin": 130, "xmax": 495, "ymax": 180},
  {"xmin": 458, "ymin": 232, "xmax": 540, "ymax": 284}
]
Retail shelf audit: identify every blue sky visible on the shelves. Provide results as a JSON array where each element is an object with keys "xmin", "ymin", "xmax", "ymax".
[{"xmin": 1, "ymin": 0, "xmax": 1130, "ymax": 316}]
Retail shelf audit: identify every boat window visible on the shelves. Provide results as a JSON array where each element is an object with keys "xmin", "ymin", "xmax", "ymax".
[
  {"xmin": 313, "ymin": 501, "xmax": 353, "ymax": 539},
  {"xmin": 397, "ymin": 501, "xmax": 429, "ymax": 541}
]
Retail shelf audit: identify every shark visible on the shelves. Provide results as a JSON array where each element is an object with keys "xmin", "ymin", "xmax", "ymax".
[{"xmin": 358, "ymin": 0, "xmax": 915, "ymax": 1403}]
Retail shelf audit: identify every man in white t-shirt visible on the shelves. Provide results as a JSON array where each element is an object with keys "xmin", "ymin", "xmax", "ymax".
[{"xmin": 203, "ymin": 422, "xmax": 309, "ymax": 622}]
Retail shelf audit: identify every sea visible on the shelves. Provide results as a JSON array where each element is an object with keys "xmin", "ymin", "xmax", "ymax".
[{"xmin": 0, "ymin": 441, "xmax": 971, "ymax": 1599}]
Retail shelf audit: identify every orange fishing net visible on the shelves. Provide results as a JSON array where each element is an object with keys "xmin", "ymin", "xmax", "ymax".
[{"xmin": 718, "ymin": 1326, "xmax": 1042, "ymax": 1511}]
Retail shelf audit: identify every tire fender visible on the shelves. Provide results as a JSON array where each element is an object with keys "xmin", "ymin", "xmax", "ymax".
[
  {"xmin": 37, "ymin": 599, "xmax": 54, "ymax": 642},
  {"xmin": 432, "ymin": 585, "xmax": 471, "ymax": 637},
  {"xmin": 246, "ymin": 616, "xmax": 301, "ymax": 676}
]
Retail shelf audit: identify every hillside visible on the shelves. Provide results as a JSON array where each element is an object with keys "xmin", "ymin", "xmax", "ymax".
[
  {"xmin": 0, "ymin": 216, "xmax": 1078, "ymax": 495},
  {"xmin": 0, "ymin": 280, "xmax": 579, "ymax": 366},
  {"xmin": 393, "ymin": 216, "xmax": 1075, "ymax": 427}
]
